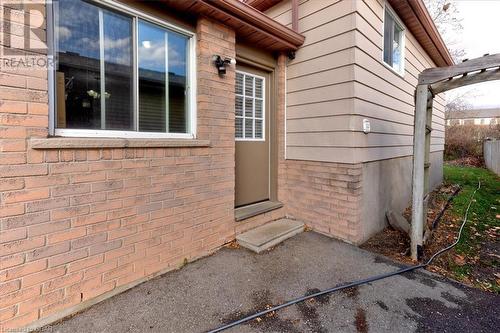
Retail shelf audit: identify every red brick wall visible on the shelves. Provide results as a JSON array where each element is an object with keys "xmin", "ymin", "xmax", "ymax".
[
  {"xmin": 282, "ymin": 160, "xmax": 363, "ymax": 244},
  {"xmin": 0, "ymin": 8, "xmax": 239, "ymax": 329}
]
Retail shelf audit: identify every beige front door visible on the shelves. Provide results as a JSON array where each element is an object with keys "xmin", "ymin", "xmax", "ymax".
[{"xmin": 235, "ymin": 66, "xmax": 270, "ymax": 207}]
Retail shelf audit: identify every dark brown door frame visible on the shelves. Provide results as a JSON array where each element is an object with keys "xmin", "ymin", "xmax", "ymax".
[{"xmin": 234, "ymin": 49, "xmax": 278, "ymax": 204}]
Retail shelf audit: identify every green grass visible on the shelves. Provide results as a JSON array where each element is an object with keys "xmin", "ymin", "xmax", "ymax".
[{"xmin": 443, "ymin": 164, "xmax": 499, "ymax": 291}]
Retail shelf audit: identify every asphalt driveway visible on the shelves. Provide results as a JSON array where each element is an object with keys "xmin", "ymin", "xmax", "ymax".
[{"xmin": 45, "ymin": 231, "xmax": 499, "ymax": 333}]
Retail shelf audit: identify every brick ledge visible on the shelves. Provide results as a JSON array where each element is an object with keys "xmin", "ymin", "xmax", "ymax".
[{"xmin": 30, "ymin": 138, "xmax": 211, "ymax": 149}]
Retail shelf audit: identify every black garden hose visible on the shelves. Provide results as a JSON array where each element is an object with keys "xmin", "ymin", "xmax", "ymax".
[
  {"xmin": 207, "ymin": 181, "xmax": 481, "ymax": 333},
  {"xmin": 431, "ymin": 185, "xmax": 461, "ymax": 229}
]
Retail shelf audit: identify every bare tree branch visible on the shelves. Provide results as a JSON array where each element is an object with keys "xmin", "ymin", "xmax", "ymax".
[
  {"xmin": 423, "ymin": 0, "xmax": 471, "ymax": 109},
  {"xmin": 423, "ymin": 0, "xmax": 464, "ymax": 63}
]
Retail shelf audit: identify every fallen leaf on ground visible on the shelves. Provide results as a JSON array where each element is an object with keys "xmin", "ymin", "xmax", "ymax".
[
  {"xmin": 225, "ymin": 240, "xmax": 240, "ymax": 249},
  {"xmin": 453, "ymin": 254, "xmax": 466, "ymax": 266}
]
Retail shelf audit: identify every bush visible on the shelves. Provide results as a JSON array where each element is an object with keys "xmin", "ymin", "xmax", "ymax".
[{"xmin": 444, "ymin": 124, "xmax": 500, "ymax": 161}]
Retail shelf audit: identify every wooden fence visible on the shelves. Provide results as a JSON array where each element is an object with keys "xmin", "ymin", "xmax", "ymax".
[{"xmin": 484, "ymin": 139, "xmax": 500, "ymax": 175}]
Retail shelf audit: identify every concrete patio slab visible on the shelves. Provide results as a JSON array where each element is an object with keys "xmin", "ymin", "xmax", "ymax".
[
  {"xmin": 42, "ymin": 232, "xmax": 499, "ymax": 333},
  {"xmin": 236, "ymin": 218, "xmax": 304, "ymax": 253}
]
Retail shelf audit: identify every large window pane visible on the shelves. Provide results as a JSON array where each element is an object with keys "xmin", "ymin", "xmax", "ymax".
[
  {"xmin": 55, "ymin": 0, "xmax": 191, "ymax": 135},
  {"xmin": 138, "ymin": 21, "xmax": 167, "ymax": 132},
  {"xmin": 168, "ymin": 32, "xmax": 188, "ymax": 133},
  {"xmin": 138, "ymin": 21, "xmax": 189, "ymax": 133},
  {"xmin": 103, "ymin": 11, "xmax": 134, "ymax": 130},
  {"xmin": 56, "ymin": 0, "xmax": 101, "ymax": 129},
  {"xmin": 56, "ymin": 0, "xmax": 133, "ymax": 130}
]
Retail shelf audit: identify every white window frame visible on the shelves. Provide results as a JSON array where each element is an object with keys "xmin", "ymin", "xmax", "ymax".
[
  {"xmin": 235, "ymin": 70, "xmax": 266, "ymax": 142},
  {"xmin": 382, "ymin": 3, "xmax": 406, "ymax": 77},
  {"xmin": 49, "ymin": 0, "xmax": 197, "ymax": 139}
]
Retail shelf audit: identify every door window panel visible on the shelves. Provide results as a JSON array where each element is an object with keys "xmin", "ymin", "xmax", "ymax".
[{"xmin": 235, "ymin": 71, "xmax": 265, "ymax": 140}]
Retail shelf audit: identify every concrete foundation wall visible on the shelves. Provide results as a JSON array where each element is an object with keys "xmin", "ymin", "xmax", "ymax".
[
  {"xmin": 360, "ymin": 151, "xmax": 443, "ymax": 243},
  {"xmin": 430, "ymin": 152, "xmax": 444, "ymax": 190}
]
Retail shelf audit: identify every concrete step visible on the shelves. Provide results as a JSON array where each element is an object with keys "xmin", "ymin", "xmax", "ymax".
[{"xmin": 236, "ymin": 218, "xmax": 304, "ymax": 253}]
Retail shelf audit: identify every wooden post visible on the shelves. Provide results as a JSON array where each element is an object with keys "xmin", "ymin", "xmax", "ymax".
[
  {"xmin": 411, "ymin": 84, "xmax": 429, "ymax": 260},
  {"xmin": 424, "ymin": 95, "xmax": 433, "ymax": 196},
  {"xmin": 422, "ymin": 94, "xmax": 433, "ymax": 244}
]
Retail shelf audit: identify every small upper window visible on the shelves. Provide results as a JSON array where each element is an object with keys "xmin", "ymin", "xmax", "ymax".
[{"xmin": 383, "ymin": 6, "xmax": 405, "ymax": 74}]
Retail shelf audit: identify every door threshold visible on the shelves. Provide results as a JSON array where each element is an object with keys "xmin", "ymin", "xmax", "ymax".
[{"xmin": 235, "ymin": 201, "xmax": 283, "ymax": 222}]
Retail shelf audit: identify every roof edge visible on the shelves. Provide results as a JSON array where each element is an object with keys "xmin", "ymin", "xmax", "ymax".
[
  {"xmin": 389, "ymin": 0, "xmax": 454, "ymax": 66},
  {"xmin": 247, "ymin": 0, "xmax": 454, "ymax": 66},
  {"xmin": 408, "ymin": 0, "xmax": 454, "ymax": 66},
  {"xmin": 199, "ymin": 0, "xmax": 305, "ymax": 49}
]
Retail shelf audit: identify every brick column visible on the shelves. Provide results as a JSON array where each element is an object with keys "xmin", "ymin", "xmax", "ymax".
[
  {"xmin": 1, "ymin": 2, "xmax": 50, "ymax": 330},
  {"xmin": 276, "ymin": 53, "xmax": 288, "ymax": 205},
  {"xmin": 194, "ymin": 17, "xmax": 236, "ymax": 247}
]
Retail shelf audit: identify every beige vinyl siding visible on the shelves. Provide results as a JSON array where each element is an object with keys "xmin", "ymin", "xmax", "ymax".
[
  {"xmin": 354, "ymin": 0, "xmax": 445, "ymax": 158},
  {"xmin": 266, "ymin": 0, "xmax": 359, "ymax": 163},
  {"xmin": 266, "ymin": 0, "xmax": 445, "ymax": 163}
]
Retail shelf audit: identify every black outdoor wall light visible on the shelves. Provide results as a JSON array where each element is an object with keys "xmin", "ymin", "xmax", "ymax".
[{"xmin": 213, "ymin": 55, "xmax": 236, "ymax": 76}]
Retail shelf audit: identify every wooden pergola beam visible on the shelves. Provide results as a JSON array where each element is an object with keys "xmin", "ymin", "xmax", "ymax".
[
  {"xmin": 431, "ymin": 68, "xmax": 500, "ymax": 94},
  {"xmin": 419, "ymin": 53, "xmax": 500, "ymax": 85}
]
